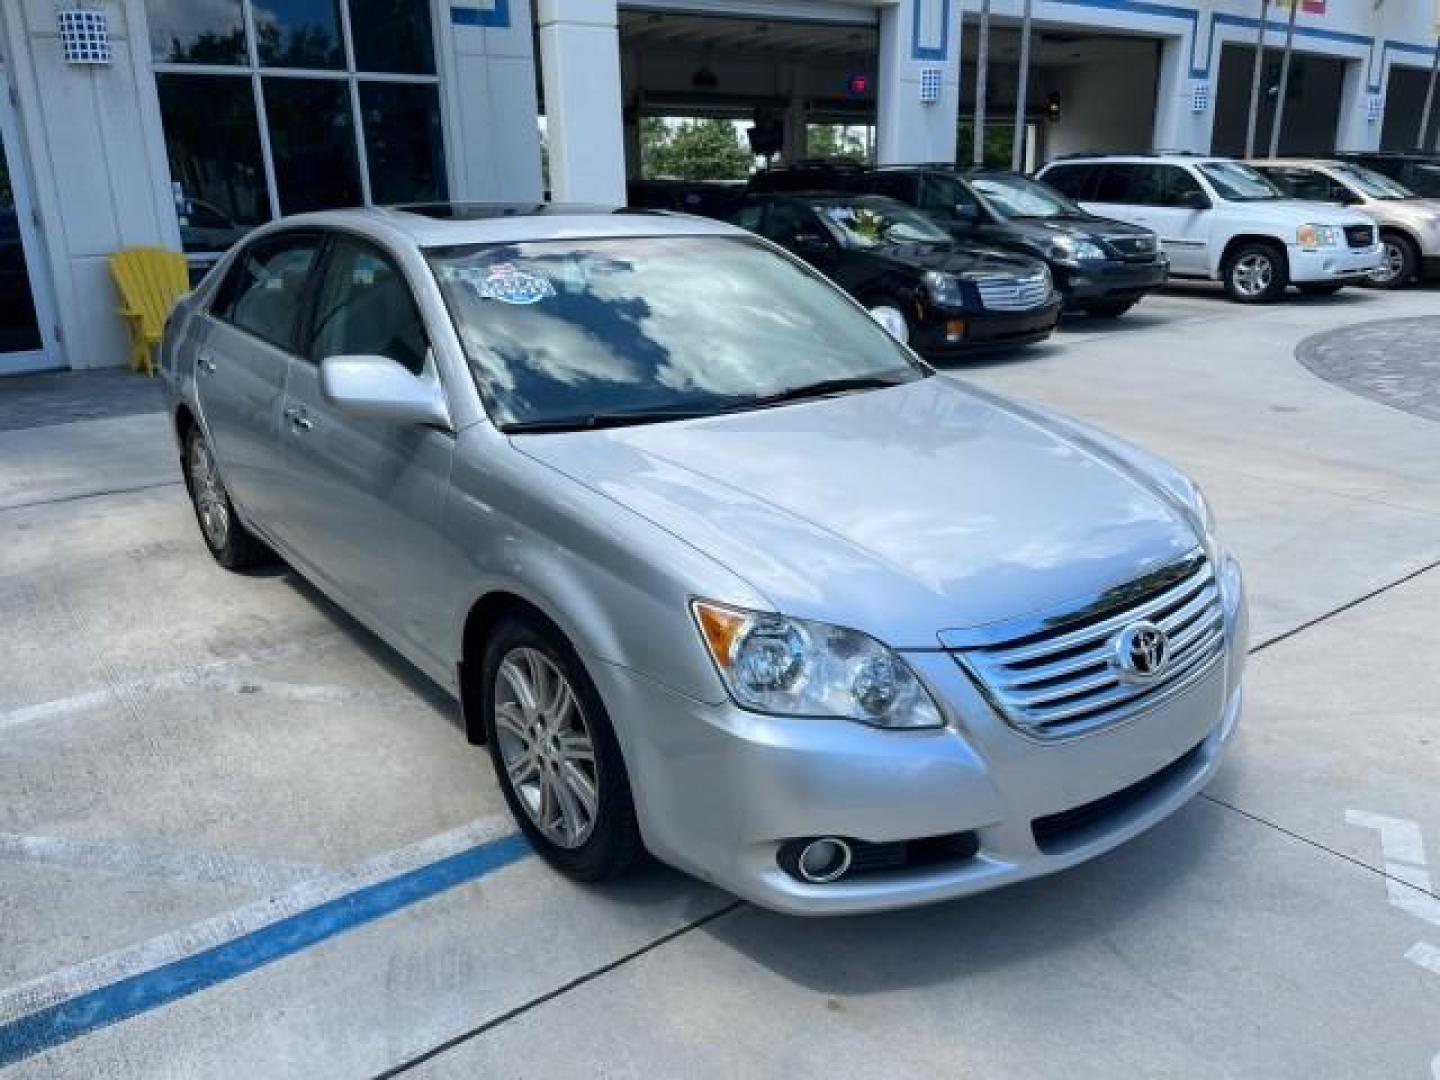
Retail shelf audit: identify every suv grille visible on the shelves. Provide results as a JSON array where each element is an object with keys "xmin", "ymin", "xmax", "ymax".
[
  {"xmin": 950, "ymin": 554, "xmax": 1225, "ymax": 739},
  {"xmin": 1345, "ymin": 224, "xmax": 1375, "ymax": 249},
  {"xmin": 975, "ymin": 272, "xmax": 1050, "ymax": 311}
]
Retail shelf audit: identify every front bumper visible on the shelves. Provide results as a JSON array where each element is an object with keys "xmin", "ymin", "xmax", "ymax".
[
  {"xmin": 911, "ymin": 295, "xmax": 1063, "ymax": 357},
  {"xmin": 1288, "ymin": 243, "xmax": 1383, "ymax": 283},
  {"xmin": 594, "ymin": 555, "xmax": 1248, "ymax": 915},
  {"xmin": 1055, "ymin": 257, "xmax": 1169, "ymax": 304}
]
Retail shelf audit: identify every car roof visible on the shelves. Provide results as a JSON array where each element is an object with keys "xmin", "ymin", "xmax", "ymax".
[
  {"xmin": 1042, "ymin": 154, "xmax": 1228, "ymax": 167},
  {"xmin": 258, "ymin": 203, "xmax": 748, "ymax": 249},
  {"xmin": 1247, "ymin": 158, "xmax": 1344, "ymax": 169}
]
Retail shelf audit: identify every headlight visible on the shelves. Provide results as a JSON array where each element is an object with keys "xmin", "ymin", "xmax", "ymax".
[
  {"xmin": 923, "ymin": 271, "xmax": 965, "ymax": 308},
  {"xmin": 1049, "ymin": 234, "xmax": 1106, "ymax": 264},
  {"xmin": 1192, "ymin": 486, "xmax": 1224, "ymax": 563},
  {"xmin": 692, "ymin": 601, "xmax": 945, "ymax": 729},
  {"xmin": 1296, "ymin": 224, "xmax": 1340, "ymax": 249}
]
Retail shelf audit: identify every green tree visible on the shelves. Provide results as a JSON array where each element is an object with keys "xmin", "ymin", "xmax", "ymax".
[
  {"xmin": 806, "ymin": 125, "xmax": 867, "ymax": 163},
  {"xmin": 644, "ymin": 119, "xmax": 752, "ymax": 181}
]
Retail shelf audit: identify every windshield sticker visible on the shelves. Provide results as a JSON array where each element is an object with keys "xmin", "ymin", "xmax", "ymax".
[{"xmin": 444, "ymin": 263, "xmax": 556, "ymax": 305}]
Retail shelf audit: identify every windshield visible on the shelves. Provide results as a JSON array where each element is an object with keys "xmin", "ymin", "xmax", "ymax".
[
  {"xmin": 1333, "ymin": 163, "xmax": 1414, "ymax": 200},
  {"xmin": 967, "ymin": 173, "xmax": 1081, "ymax": 219},
  {"xmin": 429, "ymin": 235, "xmax": 924, "ymax": 430},
  {"xmin": 815, "ymin": 199, "xmax": 952, "ymax": 249},
  {"xmin": 1198, "ymin": 162, "xmax": 1283, "ymax": 202}
]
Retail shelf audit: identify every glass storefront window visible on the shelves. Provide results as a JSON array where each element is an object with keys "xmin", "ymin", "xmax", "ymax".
[
  {"xmin": 360, "ymin": 82, "xmax": 446, "ymax": 204},
  {"xmin": 264, "ymin": 79, "xmax": 363, "ymax": 214},
  {"xmin": 149, "ymin": 0, "xmax": 447, "ymax": 251},
  {"xmin": 145, "ymin": 0, "xmax": 247, "ymax": 65},
  {"xmin": 155, "ymin": 74, "xmax": 266, "ymax": 254},
  {"xmin": 348, "ymin": 0, "xmax": 436, "ymax": 74},
  {"xmin": 255, "ymin": 0, "xmax": 345, "ymax": 69}
]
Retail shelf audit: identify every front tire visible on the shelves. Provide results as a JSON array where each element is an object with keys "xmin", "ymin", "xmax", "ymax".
[
  {"xmin": 1222, "ymin": 242, "xmax": 1288, "ymax": 303},
  {"xmin": 1367, "ymin": 231, "xmax": 1418, "ymax": 289},
  {"xmin": 183, "ymin": 427, "xmax": 271, "ymax": 570},
  {"xmin": 481, "ymin": 613, "xmax": 643, "ymax": 882}
]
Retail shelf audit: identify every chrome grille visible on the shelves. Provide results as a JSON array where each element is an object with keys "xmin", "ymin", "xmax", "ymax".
[
  {"xmin": 975, "ymin": 272, "xmax": 1050, "ymax": 312},
  {"xmin": 1345, "ymin": 224, "xmax": 1375, "ymax": 249},
  {"xmin": 950, "ymin": 554, "xmax": 1225, "ymax": 739}
]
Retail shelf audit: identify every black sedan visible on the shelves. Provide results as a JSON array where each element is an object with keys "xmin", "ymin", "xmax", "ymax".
[{"xmin": 731, "ymin": 193, "xmax": 1061, "ymax": 356}]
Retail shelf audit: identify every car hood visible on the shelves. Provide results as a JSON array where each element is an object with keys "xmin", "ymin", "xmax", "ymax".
[
  {"xmin": 993, "ymin": 213, "xmax": 1150, "ymax": 243},
  {"xmin": 1260, "ymin": 199, "xmax": 1377, "ymax": 228},
  {"xmin": 869, "ymin": 242, "xmax": 1044, "ymax": 277},
  {"xmin": 513, "ymin": 377, "xmax": 1201, "ymax": 647}
]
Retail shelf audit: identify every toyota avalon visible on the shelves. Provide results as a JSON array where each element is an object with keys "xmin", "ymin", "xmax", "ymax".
[{"xmin": 161, "ymin": 204, "xmax": 1246, "ymax": 915}]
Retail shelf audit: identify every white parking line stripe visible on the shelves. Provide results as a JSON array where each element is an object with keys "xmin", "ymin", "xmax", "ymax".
[
  {"xmin": 1406, "ymin": 942, "xmax": 1440, "ymax": 977},
  {"xmin": 0, "ymin": 814, "xmax": 518, "ymax": 1027},
  {"xmin": 1345, "ymin": 810, "xmax": 1440, "ymax": 928},
  {"xmin": 0, "ymin": 833, "xmax": 327, "ymax": 893},
  {"xmin": 0, "ymin": 632, "xmax": 350, "ymax": 733}
]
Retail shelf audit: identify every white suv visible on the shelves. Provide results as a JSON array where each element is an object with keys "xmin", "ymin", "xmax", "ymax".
[{"xmin": 1037, "ymin": 155, "xmax": 1382, "ymax": 302}]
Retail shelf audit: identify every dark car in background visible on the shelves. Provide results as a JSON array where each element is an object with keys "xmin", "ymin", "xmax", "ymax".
[
  {"xmin": 626, "ymin": 178, "xmax": 747, "ymax": 220},
  {"xmin": 731, "ymin": 192, "xmax": 1061, "ymax": 355},
  {"xmin": 749, "ymin": 162, "xmax": 1167, "ymax": 317},
  {"xmin": 1336, "ymin": 151, "xmax": 1440, "ymax": 199}
]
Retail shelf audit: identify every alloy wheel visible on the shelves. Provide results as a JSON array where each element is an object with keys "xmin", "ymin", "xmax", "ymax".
[
  {"xmin": 188, "ymin": 436, "xmax": 230, "ymax": 550},
  {"xmin": 493, "ymin": 647, "xmax": 599, "ymax": 849},
  {"xmin": 1369, "ymin": 242, "xmax": 1405, "ymax": 286},
  {"xmin": 1231, "ymin": 253, "xmax": 1273, "ymax": 299}
]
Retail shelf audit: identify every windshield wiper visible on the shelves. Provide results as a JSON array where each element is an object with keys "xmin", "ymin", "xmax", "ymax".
[
  {"xmin": 501, "ymin": 407, "xmax": 717, "ymax": 434},
  {"xmin": 745, "ymin": 374, "xmax": 914, "ymax": 410}
]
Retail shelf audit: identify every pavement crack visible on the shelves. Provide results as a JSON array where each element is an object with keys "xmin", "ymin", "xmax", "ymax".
[
  {"xmin": 372, "ymin": 899, "xmax": 745, "ymax": 1078},
  {"xmin": 0, "ymin": 479, "xmax": 182, "ymax": 514}
]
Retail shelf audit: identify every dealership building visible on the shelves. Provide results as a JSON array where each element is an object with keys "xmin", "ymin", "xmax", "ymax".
[{"xmin": 1, "ymin": 0, "xmax": 1438, "ymax": 375}]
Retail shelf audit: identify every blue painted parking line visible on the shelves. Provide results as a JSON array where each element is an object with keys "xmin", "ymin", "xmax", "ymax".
[{"xmin": 0, "ymin": 832, "xmax": 530, "ymax": 1069}]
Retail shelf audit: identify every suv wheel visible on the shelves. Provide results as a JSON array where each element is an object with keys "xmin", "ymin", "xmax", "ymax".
[
  {"xmin": 867, "ymin": 303, "xmax": 911, "ymax": 344},
  {"xmin": 1222, "ymin": 242, "xmax": 1288, "ymax": 303},
  {"xmin": 183, "ymin": 427, "xmax": 271, "ymax": 570},
  {"xmin": 1367, "ymin": 232, "xmax": 1417, "ymax": 289},
  {"xmin": 481, "ymin": 614, "xmax": 643, "ymax": 882}
]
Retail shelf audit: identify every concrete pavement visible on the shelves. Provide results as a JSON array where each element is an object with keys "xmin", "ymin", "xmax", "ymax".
[{"xmin": 1, "ymin": 283, "xmax": 1437, "ymax": 1077}]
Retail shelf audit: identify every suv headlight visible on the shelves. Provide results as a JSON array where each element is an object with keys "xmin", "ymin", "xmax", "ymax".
[
  {"xmin": 1296, "ymin": 224, "xmax": 1340, "ymax": 249},
  {"xmin": 1049, "ymin": 234, "xmax": 1106, "ymax": 265},
  {"xmin": 692, "ymin": 601, "xmax": 944, "ymax": 729},
  {"xmin": 923, "ymin": 271, "xmax": 965, "ymax": 308}
]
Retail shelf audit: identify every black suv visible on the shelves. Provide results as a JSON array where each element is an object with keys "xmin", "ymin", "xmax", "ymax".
[
  {"xmin": 1334, "ymin": 152, "xmax": 1440, "ymax": 199},
  {"xmin": 750, "ymin": 163, "xmax": 1168, "ymax": 317},
  {"xmin": 731, "ymin": 192, "xmax": 1061, "ymax": 356}
]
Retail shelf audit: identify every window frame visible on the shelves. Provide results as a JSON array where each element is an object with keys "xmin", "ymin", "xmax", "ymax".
[
  {"xmin": 147, "ymin": 0, "xmax": 452, "ymax": 263},
  {"xmin": 210, "ymin": 228, "xmax": 328, "ymax": 354},
  {"xmin": 300, "ymin": 231, "xmax": 433, "ymax": 376}
]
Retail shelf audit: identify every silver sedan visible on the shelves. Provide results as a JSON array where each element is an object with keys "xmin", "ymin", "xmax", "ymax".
[{"xmin": 161, "ymin": 205, "xmax": 1247, "ymax": 915}]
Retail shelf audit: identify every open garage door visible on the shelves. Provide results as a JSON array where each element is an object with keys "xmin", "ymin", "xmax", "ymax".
[
  {"xmin": 1212, "ymin": 44, "xmax": 1349, "ymax": 157},
  {"xmin": 962, "ymin": 27, "xmax": 1162, "ymax": 168},
  {"xmin": 618, "ymin": 6, "xmax": 879, "ymax": 180},
  {"xmin": 1381, "ymin": 66, "xmax": 1440, "ymax": 151}
]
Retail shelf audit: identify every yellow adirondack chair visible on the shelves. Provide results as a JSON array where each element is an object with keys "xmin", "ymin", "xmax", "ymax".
[{"xmin": 109, "ymin": 247, "xmax": 188, "ymax": 376}]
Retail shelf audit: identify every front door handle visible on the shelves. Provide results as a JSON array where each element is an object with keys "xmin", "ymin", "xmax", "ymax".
[
  {"xmin": 284, "ymin": 406, "xmax": 313, "ymax": 433},
  {"xmin": 197, "ymin": 354, "xmax": 216, "ymax": 374}
]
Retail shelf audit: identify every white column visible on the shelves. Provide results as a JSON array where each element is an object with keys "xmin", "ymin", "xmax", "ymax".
[
  {"xmin": 876, "ymin": 0, "xmax": 961, "ymax": 166},
  {"xmin": 1151, "ymin": 34, "xmax": 1214, "ymax": 153},
  {"xmin": 1335, "ymin": 58, "xmax": 1380, "ymax": 152},
  {"xmin": 537, "ymin": 0, "xmax": 625, "ymax": 204}
]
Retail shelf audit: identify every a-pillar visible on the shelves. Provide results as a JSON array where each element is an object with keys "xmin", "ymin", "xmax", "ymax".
[
  {"xmin": 537, "ymin": 0, "xmax": 626, "ymax": 203},
  {"xmin": 876, "ymin": 0, "xmax": 961, "ymax": 165}
]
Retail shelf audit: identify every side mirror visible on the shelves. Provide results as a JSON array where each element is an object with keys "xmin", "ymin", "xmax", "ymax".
[
  {"xmin": 319, "ymin": 354, "xmax": 452, "ymax": 429},
  {"xmin": 1177, "ymin": 189, "xmax": 1210, "ymax": 210},
  {"xmin": 792, "ymin": 232, "xmax": 833, "ymax": 256}
]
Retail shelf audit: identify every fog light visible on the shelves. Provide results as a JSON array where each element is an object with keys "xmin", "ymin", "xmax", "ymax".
[
  {"xmin": 795, "ymin": 837, "xmax": 852, "ymax": 883},
  {"xmin": 945, "ymin": 319, "xmax": 966, "ymax": 343}
]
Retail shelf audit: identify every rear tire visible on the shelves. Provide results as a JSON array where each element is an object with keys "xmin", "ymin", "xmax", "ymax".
[
  {"xmin": 1222, "ymin": 242, "xmax": 1288, "ymax": 303},
  {"xmin": 1367, "ymin": 231, "xmax": 1418, "ymax": 289},
  {"xmin": 481, "ymin": 613, "xmax": 644, "ymax": 882},
  {"xmin": 1083, "ymin": 299, "xmax": 1137, "ymax": 318},
  {"xmin": 182, "ymin": 427, "xmax": 271, "ymax": 570}
]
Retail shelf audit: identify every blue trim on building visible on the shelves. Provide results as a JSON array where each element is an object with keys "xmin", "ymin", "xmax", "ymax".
[
  {"xmin": 451, "ymin": 0, "xmax": 511, "ymax": 29},
  {"xmin": 0, "ymin": 833, "xmax": 532, "ymax": 1069},
  {"xmin": 910, "ymin": 0, "xmax": 953, "ymax": 62}
]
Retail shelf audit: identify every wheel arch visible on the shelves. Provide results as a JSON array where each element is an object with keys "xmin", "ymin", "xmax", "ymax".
[{"xmin": 1218, "ymin": 233, "xmax": 1288, "ymax": 274}]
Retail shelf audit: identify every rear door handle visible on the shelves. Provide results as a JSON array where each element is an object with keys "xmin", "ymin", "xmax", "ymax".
[{"xmin": 197, "ymin": 353, "xmax": 216, "ymax": 374}]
